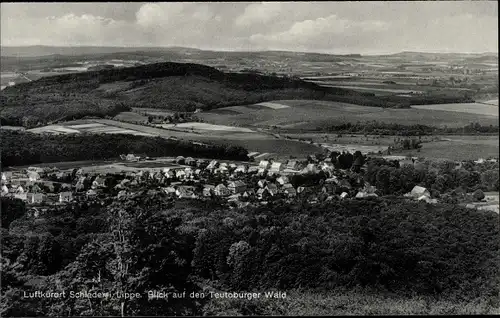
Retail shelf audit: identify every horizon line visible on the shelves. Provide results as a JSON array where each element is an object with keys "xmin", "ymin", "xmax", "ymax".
[{"xmin": 1, "ymin": 45, "xmax": 498, "ymax": 56}]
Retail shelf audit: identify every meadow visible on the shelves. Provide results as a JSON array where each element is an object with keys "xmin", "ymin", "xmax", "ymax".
[
  {"xmin": 26, "ymin": 118, "xmax": 323, "ymax": 158},
  {"xmin": 396, "ymin": 136, "xmax": 499, "ymax": 161},
  {"xmin": 198, "ymin": 99, "xmax": 499, "ymax": 130},
  {"xmin": 411, "ymin": 103, "xmax": 498, "ymax": 116}
]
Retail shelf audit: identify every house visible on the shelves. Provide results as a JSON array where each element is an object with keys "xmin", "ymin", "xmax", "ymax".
[
  {"xmin": 28, "ymin": 171, "xmax": 41, "ymax": 182},
  {"xmin": 184, "ymin": 168, "xmax": 194, "ymax": 178},
  {"xmin": 15, "ymin": 185, "xmax": 25, "ymax": 194},
  {"xmin": 163, "ymin": 186, "xmax": 177, "ymax": 195},
  {"xmin": 276, "ymin": 176, "xmax": 290, "ymax": 185},
  {"xmin": 297, "ymin": 186, "xmax": 306, "ymax": 194},
  {"xmin": 126, "ymin": 154, "xmax": 139, "ymax": 162},
  {"xmin": 286, "ymin": 160, "xmax": 300, "ymax": 170},
  {"xmin": 196, "ymin": 159, "xmax": 208, "ymax": 168},
  {"xmin": 185, "ymin": 157, "xmax": 196, "ymax": 166},
  {"xmin": 163, "ymin": 169, "xmax": 176, "ymax": 179},
  {"xmin": 242, "ymin": 189, "xmax": 255, "ymax": 198},
  {"xmin": 14, "ymin": 193, "xmax": 27, "ymax": 201},
  {"xmin": 215, "ymin": 184, "xmax": 230, "ymax": 196},
  {"xmin": 257, "ymin": 188, "xmax": 271, "ymax": 199},
  {"xmin": 203, "ymin": 185, "xmax": 216, "ymax": 197},
  {"xmin": 259, "ymin": 160, "xmax": 271, "ymax": 169},
  {"xmin": 92, "ymin": 176, "xmax": 106, "ymax": 189},
  {"xmin": 215, "ymin": 166, "xmax": 229, "ymax": 174},
  {"xmin": 129, "ymin": 179, "xmax": 139, "ymax": 187},
  {"xmin": 228, "ymin": 194, "xmax": 241, "ymax": 203},
  {"xmin": 257, "ymin": 179, "xmax": 267, "ymax": 188},
  {"xmin": 86, "ymin": 189, "xmax": 98, "ymax": 199},
  {"xmin": 283, "ymin": 184, "xmax": 297, "ymax": 197},
  {"xmin": 337, "ymin": 179, "xmax": 352, "ymax": 190},
  {"xmin": 59, "ymin": 192, "xmax": 73, "ymax": 203},
  {"xmin": 325, "ymin": 177, "xmax": 338, "ymax": 184},
  {"xmin": 30, "ymin": 184, "xmax": 42, "ymax": 193},
  {"xmin": 355, "ymin": 191, "xmax": 378, "ymax": 199},
  {"xmin": 248, "ymin": 152, "xmax": 260, "ymax": 159},
  {"xmin": 26, "ymin": 193, "xmax": 45, "ymax": 204},
  {"xmin": 265, "ymin": 183, "xmax": 278, "ymax": 196},
  {"xmin": 322, "ymin": 184, "xmax": 336, "ymax": 194},
  {"xmin": 176, "ymin": 186, "xmax": 197, "ymax": 199},
  {"xmin": 206, "ymin": 160, "xmax": 219, "ymax": 170},
  {"xmin": 320, "ymin": 162, "xmax": 334, "ymax": 171},
  {"xmin": 1, "ymin": 172, "xmax": 12, "ymax": 183},
  {"xmin": 176, "ymin": 170, "xmax": 187, "ymax": 179},
  {"xmin": 234, "ymin": 165, "xmax": 248, "ymax": 174},
  {"xmin": 27, "ymin": 166, "xmax": 45, "ymax": 174},
  {"xmin": 248, "ymin": 166, "xmax": 259, "ymax": 174},
  {"xmin": 194, "ymin": 169, "xmax": 202, "ymax": 176},
  {"xmin": 228, "ymin": 181, "xmax": 247, "ymax": 194},
  {"xmin": 418, "ymin": 195, "xmax": 437, "ymax": 204},
  {"xmin": 306, "ymin": 163, "xmax": 317, "ymax": 173},
  {"xmin": 340, "ymin": 192, "xmax": 349, "ymax": 199},
  {"xmin": 269, "ymin": 162, "xmax": 284, "ymax": 174},
  {"xmin": 410, "ymin": 186, "xmax": 430, "ymax": 198},
  {"xmin": 115, "ymin": 179, "xmax": 131, "ymax": 189}
]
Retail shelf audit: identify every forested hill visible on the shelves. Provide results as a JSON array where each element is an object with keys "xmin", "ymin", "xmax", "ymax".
[{"xmin": 1, "ymin": 61, "xmax": 472, "ymax": 127}]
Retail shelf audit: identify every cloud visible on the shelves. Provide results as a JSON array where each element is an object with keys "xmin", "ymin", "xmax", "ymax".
[
  {"xmin": 249, "ymin": 15, "xmax": 391, "ymax": 50},
  {"xmin": 0, "ymin": 2, "xmax": 497, "ymax": 53},
  {"xmin": 135, "ymin": 3, "xmax": 186, "ymax": 28},
  {"xmin": 234, "ymin": 2, "xmax": 283, "ymax": 27}
]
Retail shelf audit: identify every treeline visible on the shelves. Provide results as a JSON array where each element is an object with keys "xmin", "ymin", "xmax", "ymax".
[
  {"xmin": 1, "ymin": 192, "xmax": 498, "ymax": 316},
  {"xmin": 322, "ymin": 121, "xmax": 499, "ymax": 135},
  {"xmin": 0, "ymin": 131, "xmax": 248, "ymax": 167},
  {"xmin": 365, "ymin": 158, "xmax": 499, "ymax": 196}
]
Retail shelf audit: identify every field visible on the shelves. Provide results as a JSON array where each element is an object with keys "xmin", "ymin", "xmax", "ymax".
[
  {"xmin": 396, "ymin": 135, "xmax": 499, "ymax": 160},
  {"xmin": 113, "ymin": 111, "xmax": 148, "ymax": 123},
  {"xmin": 411, "ymin": 103, "xmax": 498, "ymax": 116},
  {"xmin": 27, "ymin": 121, "xmax": 155, "ymax": 137},
  {"xmin": 156, "ymin": 122, "xmax": 255, "ymax": 133},
  {"xmin": 26, "ymin": 118, "xmax": 324, "ymax": 158},
  {"xmin": 197, "ymin": 99, "xmax": 499, "ymax": 130}
]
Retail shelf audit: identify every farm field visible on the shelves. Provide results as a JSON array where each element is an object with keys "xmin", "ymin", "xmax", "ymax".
[
  {"xmin": 396, "ymin": 136, "xmax": 499, "ymax": 161},
  {"xmin": 131, "ymin": 108, "xmax": 175, "ymax": 117},
  {"xmin": 197, "ymin": 99, "xmax": 499, "ymax": 130},
  {"xmin": 25, "ymin": 118, "xmax": 323, "ymax": 157},
  {"xmin": 411, "ymin": 103, "xmax": 499, "ymax": 116},
  {"xmin": 113, "ymin": 111, "xmax": 148, "ymax": 123},
  {"xmin": 156, "ymin": 122, "xmax": 255, "ymax": 133}
]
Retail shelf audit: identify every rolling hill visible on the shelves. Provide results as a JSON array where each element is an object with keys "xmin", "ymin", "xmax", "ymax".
[{"xmin": 1, "ymin": 61, "xmax": 412, "ymax": 127}]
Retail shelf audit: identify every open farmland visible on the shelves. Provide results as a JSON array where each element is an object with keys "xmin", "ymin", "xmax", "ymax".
[
  {"xmin": 156, "ymin": 122, "xmax": 255, "ymax": 133},
  {"xmin": 411, "ymin": 103, "xmax": 498, "ymax": 116},
  {"xmin": 26, "ymin": 118, "xmax": 323, "ymax": 157},
  {"xmin": 396, "ymin": 135, "xmax": 499, "ymax": 161},
  {"xmin": 198, "ymin": 99, "xmax": 499, "ymax": 130}
]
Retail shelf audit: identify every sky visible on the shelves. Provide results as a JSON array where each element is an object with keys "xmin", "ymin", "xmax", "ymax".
[{"xmin": 1, "ymin": 1, "xmax": 498, "ymax": 54}]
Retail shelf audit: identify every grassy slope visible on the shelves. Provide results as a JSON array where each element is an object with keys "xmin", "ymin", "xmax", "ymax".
[{"xmin": 198, "ymin": 99, "xmax": 499, "ymax": 129}]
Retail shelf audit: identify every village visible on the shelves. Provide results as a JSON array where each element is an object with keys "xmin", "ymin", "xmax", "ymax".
[{"xmin": 1, "ymin": 151, "xmax": 448, "ymax": 218}]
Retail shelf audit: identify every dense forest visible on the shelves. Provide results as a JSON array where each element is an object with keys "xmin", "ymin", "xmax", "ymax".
[
  {"xmin": 0, "ymin": 61, "xmax": 474, "ymax": 127},
  {"xmin": 1, "ymin": 192, "xmax": 498, "ymax": 316},
  {"xmin": 320, "ymin": 121, "xmax": 499, "ymax": 136},
  {"xmin": 0, "ymin": 131, "xmax": 248, "ymax": 167}
]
